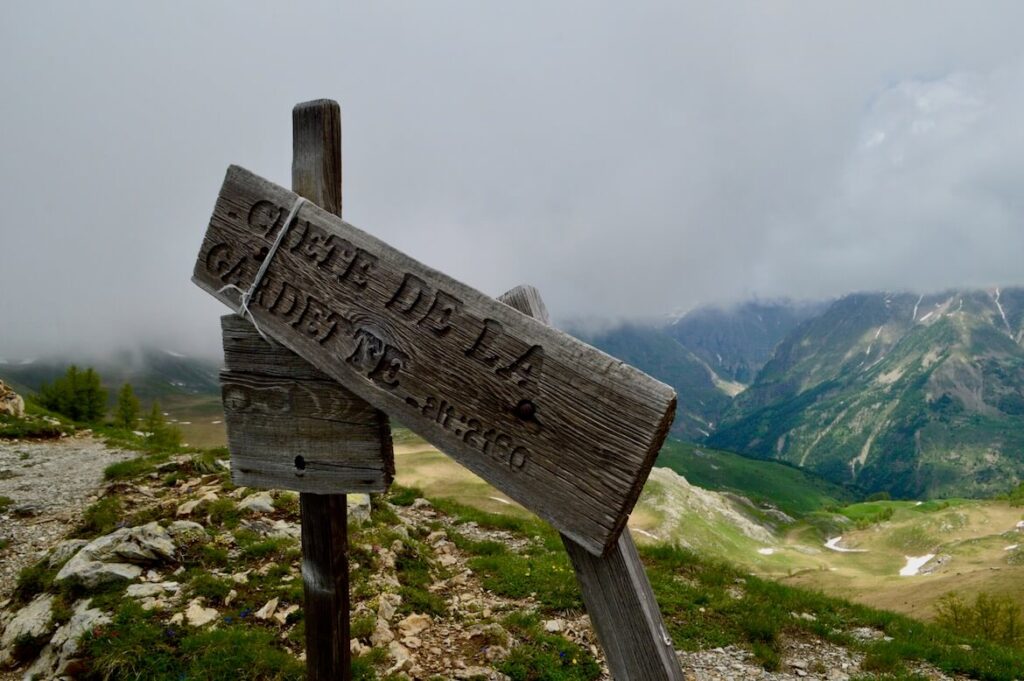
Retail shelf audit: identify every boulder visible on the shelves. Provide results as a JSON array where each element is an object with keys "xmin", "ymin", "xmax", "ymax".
[
  {"xmin": 82, "ymin": 522, "xmax": 175, "ymax": 564},
  {"xmin": 55, "ymin": 559, "xmax": 142, "ymax": 589},
  {"xmin": 55, "ymin": 522, "xmax": 176, "ymax": 588},
  {"xmin": 0, "ymin": 381, "xmax": 24, "ymax": 419},
  {"xmin": 239, "ymin": 492, "xmax": 275, "ymax": 514},
  {"xmin": 24, "ymin": 599, "xmax": 110, "ymax": 679},
  {"xmin": 0, "ymin": 595, "xmax": 54, "ymax": 667}
]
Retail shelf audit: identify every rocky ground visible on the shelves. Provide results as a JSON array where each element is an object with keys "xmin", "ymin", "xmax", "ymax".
[
  {"xmin": 0, "ymin": 436, "xmax": 133, "ymax": 598},
  {"xmin": 0, "ymin": 436, "xmax": 979, "ymax": 680}
]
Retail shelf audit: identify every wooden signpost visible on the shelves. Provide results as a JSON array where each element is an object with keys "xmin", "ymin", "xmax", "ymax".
[
  {"xmin": 201, "ymin": 98, "xmax": 683, "ymax": 679},
  {"xmin": 219, "ymin": 100, "xmax": 394, "ymax": 680}
]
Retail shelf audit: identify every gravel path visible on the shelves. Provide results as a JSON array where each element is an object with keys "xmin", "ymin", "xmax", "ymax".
[{"xmin": 0, "ymin": 435, "xmax": 134, "ymax": 598}]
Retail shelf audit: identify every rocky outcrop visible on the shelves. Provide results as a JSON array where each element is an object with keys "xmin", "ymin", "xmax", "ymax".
[
  {"xmin": 0, "ymin": 380, "xmax": 24, "ymax": 419},
  {"xmin": 24, "ymin": 599, "xmax": 111, "ymax": 679},
  {"xmin": 0, "ymin": 594, "xmax": 55, "ymax": 667},
  {"xmin": 54, "ymin": 522, "xmax": 176, "ymax": 588}
]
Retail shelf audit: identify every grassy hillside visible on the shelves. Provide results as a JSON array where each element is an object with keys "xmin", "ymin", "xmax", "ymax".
[
  {"xmin": 656, "ymin": 439, "xmax": 858, "ymax": 517},
  {"xmin": 6, "ymin": 431, "xmax": 1023, "ymax": 679}
]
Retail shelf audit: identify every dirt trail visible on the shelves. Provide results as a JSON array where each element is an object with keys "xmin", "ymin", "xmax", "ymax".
[{"xmin": 0, "ymin": 436, "xmax": 133, "ymax": 598}]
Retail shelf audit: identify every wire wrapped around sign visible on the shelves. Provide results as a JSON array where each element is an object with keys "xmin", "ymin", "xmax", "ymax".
[{"xmin": 217, "ymin": 196, "xmax": 308, "ymax": 345}]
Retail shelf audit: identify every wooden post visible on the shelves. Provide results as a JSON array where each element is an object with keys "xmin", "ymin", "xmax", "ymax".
[
  {"xmin": 293, "ymin": 99, "xmax": 351, "ymax": 681},
  {"xmin": 498, "ymin": 285, "xmax": 684, "ymax": 681}
]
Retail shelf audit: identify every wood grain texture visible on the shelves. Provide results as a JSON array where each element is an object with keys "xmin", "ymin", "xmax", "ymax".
[
  {"xmin": 301, "ymin": 492, "xmax": 350, "ymax": 681},
  {"xmin": 221, "ymin": 314, "xmax": 394, "ymax": 493},
  {"xmin": 193, "ymin": 165, "xmax": 676, "ymax": 556},
  {"xmin": 499, "ymin": 284, "xmax": 683, "ymax": 680},
  {"xmin": 563, "ymin": 532, "xmax": 684, "ymax": 680}
]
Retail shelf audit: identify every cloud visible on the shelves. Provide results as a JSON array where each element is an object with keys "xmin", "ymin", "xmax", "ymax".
[{"xmin": 0, "ymin": 1, "xmax": 1022, "ymax": 358}]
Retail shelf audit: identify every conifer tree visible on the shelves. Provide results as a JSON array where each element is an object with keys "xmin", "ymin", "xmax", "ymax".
[{"xmin": 115, "ymin": 383, "xmax": 141, "ymax": 430}]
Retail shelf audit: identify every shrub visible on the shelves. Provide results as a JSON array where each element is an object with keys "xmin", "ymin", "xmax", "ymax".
[{"xmin": 935, "ymin": 591, "xmax": 1024, "ymax": 648}]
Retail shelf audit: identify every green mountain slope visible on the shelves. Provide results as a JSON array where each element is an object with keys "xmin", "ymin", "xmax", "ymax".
[
  {"xmin": 710, "ymin": 289, "xmax": 1024, "ymax": 499},
  {"xmin": 656, "ymin": 439, "xmax": 857, "ymax": 517}
]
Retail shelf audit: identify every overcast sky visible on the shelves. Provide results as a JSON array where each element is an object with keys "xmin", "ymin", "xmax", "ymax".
[{"xmin": 1, "ymin": 1, "xmax": 1022, "ymax": 358}]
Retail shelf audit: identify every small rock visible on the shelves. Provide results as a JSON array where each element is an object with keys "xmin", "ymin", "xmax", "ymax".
[
  {"xmin": 386, "ymin": 640, "xmax": 412, "ymax": 673},
  {"xmin": 184, "ymin": 598, "xmax": 219, "ymax": 627},
  {"xmin": 347, "ymin": 494, "xmax": 371, "ymax": 523},
  {"xmin": 378, "ymin": 593, "xmax": 401, "ymax": 623},
  {"xmin": 239, "ymin": 492, "xmax": 274, "ymax": 514},
  {"xmin": 410, "ymin": 498, "xmax": 432, "ymax": 510},
  {"xmin": 12, "ymin": 502, "xmax": 44, "ymax": 517},
  {"xmin": 168, "ymin": 520, "xmax": 208, "ymax": 542},
  {"xmin": 255, "ymin": 597, "xmax": 279, "ymax": 620},
  {"xmin": 126, "ymin": 582, "xmax": 180, "ymax": 599},
  {"xmin": 274, "ymin": 604, "xmax": 299, "ymax": 625},
  {"xmin": 543, "ymin": 618, "xmax": 565, "ymax": 633},
  {"xmin": 371, "ymin": 619, "xmax": 395, "ymax": 647},
  {"xmin": 177, "ymin": 491, "xmax": 218, "ymax": 516},
  {"xmin": 398, "ymin": 613, "xmax": 431, "ymax": 637},
  {"xmin": 225, "ymin": 590, "xmax": 237, "ymax": 607}
]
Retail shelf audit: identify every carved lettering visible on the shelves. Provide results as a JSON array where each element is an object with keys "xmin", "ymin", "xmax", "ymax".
[
  {"xmin": 419, "ymin": 291, "xmax": 462, "ymax": 336},
  {"xmin": 222, "ymin": 383, "xmax": 291, "ymax": 415},
  {"xmin": 263, "ymin": 280, "xmax": 303, "ymax": 319},
  {"xmin": 368, "ymin": 345, "xmax": 409, "ymax": 387},
  {"xmin": 497, "ymin": 345, "xmax": 545, "ymax": 389},
  {"xmin": 466, "ymin": 319, "xmax": 503, "ymax": 366},
  {"xmin": 338, "ymin": 248, "xmax": 378, "ymax": 289},
  {"xmin": 204, "ymin": 243, "xmax": 251, "ymax": 289},
  {"xmin": 387, "ymin": 274, "xmax": 431, "ymax": 316},
  {"xmin": 247, "ymin": 200, "xmax": 283, "ymax": 237},
  {"xmin": 290, "ymin": 294, "xmax": 343, "ymax": 344},
  {"xmin": 290, "ymin": 221, "xmax": 336, "ymax": 266}
]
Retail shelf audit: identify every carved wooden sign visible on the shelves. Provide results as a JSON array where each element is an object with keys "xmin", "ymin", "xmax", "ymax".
[{"xmin": 193, "ymin": 165, "xmax": 676, "ymax": 555}]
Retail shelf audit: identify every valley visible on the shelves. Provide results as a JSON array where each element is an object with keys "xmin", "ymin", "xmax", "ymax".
[{"xmin": 396, "ymin": 432, "xmax": 1024, "ymax": 623}]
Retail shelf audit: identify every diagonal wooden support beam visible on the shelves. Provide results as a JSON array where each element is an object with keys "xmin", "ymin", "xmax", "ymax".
[{"xmin": 498, "ymin": 285, "xmax": 684, "ymax": 681}]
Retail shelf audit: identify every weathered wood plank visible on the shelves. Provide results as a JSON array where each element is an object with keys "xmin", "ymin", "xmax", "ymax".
[
  {"xmin": 221, "ymin": 315, "xmax": 394, "ymax": 493},
  {"xmin": 563, "ymin": 532, "xmax": 684, "ymax": 680},
  {"xmin": 301, "ymin": 492, "xmax": 350, "ymax": 681},
  {"xmin": 499, "ymin": 285, "xmax": 683, "ymax": 680},
  {"xmin": 193, "ymin": 165, "xmax": 676, "ymax": 555}
]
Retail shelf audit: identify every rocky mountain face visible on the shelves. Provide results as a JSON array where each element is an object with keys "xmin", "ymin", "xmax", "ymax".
[
  {"xmin": 667, "ymin": 300, "xmax": 825, "ymax": 384},
  {"xmin": 710, "ymin": 289, "xmax": 1024, "ymax": 498}
]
